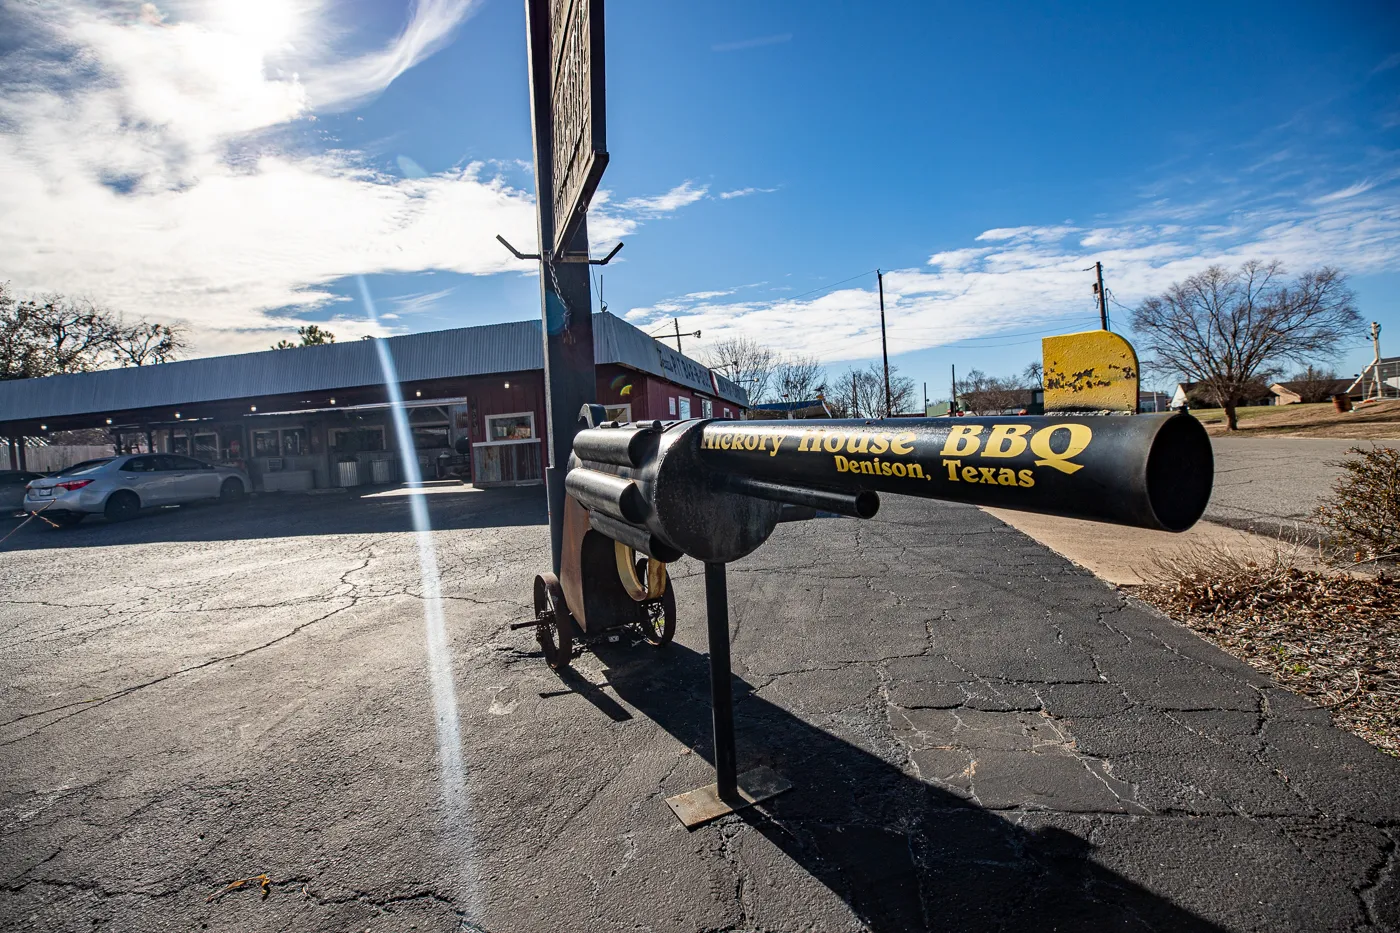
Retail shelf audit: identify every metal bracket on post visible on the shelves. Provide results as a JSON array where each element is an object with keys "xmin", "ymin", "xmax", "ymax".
[
  {"xmin": 665, "ymin": 561, "xmax": 792, "ymax": 828},
  {"xmin": 496, "ymin": 235, "xmax": 623, "ymax": 265}
]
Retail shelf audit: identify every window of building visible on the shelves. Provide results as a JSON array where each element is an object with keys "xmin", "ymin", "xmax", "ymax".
[
  {"xmin": 193, "ymin": 433, "xmax": 218, "ymax": 460},
  {"xmin": 412, "ymin": 424, "xmax": 451, "ymax": 450},
  {"xmin": 701, "ymin": 399, "xmax": 713, "ymax": 418},
  {"xmin": 330, "ymin": 427, "xmax": 386, "ymax": 454},
  {"xmin": 723, "ymin": 408, "xmax": 732, "ymax": 419},
  {"xmin": 281, "ymin": 428, "xmax": 308, "ymax": 456},
  {"xmin": 251, "ymin": 430, "xmax": 280, "ymax": 457},
  {"xmin": 678, "ymin": 397, "xmax": 692, "ymax": 419},
  {"xmin": 485, "ymin": 412, "xmax": 535, "ymax": 441},
  {"xmin": 604, "ymin": 404, "xmax": 631, "ymax": 423},
  {"xmin": 668, "ymin": 396, "xmax": 676, "ymax": 415}
]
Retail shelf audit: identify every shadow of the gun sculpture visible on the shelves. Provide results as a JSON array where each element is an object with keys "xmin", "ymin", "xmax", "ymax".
[{"xmin": 581, "ymin": 640, "xmax": 1227, "ymax": 933}]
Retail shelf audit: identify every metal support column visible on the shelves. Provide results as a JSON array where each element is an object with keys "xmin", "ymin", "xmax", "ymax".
[
  {"xmin": 665, "ymin": 561, "xmax": 791, "ymax": 828},
  {"xmin": 705, "ymin": 561, "xmax": 738, "ymax": 800},
  {"xmin": 526, "ymin": 0, "xmax": 597, "ymax": 574}
]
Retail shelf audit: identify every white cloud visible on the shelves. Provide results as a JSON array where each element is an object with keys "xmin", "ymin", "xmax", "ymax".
[
  {"xmin": 718, "ymin": 187, "xmax": 776, "ymax": 199},
  {"xmin": 388, "ymin": 287, "xmax": 457, "ymax": 315},
  {"xmin": 626, "ymin": 191, "xmax": 1400, "ymax": 366},
  {"xmin": 301, "ymin": 0, "xmax": 480, "ymax": 109},
  {"xmin": 619, "ymin": 181, "xmax": 709, "ymax": 214},
  {"xmin": 0, "ymin": 1, "xmax": 704, "ymax": 355},
  {"xmin": 1313, "ymin": 180, "xmax": 1376, "ymax": 204}
]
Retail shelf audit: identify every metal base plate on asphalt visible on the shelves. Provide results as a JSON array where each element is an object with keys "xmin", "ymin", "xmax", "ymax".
[{"xmin": 665, "ymin": 765, "xmax": 792, "ymax": 829}]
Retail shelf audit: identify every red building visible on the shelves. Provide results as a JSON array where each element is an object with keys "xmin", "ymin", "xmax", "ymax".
[{"xmin": 0, "ymin": 313, "xmax": 750, "ymax": 489}]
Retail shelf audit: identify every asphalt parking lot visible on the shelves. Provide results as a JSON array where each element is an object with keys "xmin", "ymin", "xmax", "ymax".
[{"xmin": 1, "ymin": 484, "xmax": 1398, "ymax": 932}]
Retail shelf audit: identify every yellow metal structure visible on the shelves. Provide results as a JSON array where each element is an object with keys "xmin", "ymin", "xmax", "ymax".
[
  {"xmin": 615, "ymin": 541, "xmax": 667, "ymax": 601},
  {"xmin": 1042, "ymin": 330, "xmax": 1140, "ymax": 413}
]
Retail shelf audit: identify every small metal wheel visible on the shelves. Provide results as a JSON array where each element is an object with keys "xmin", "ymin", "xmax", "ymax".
[
  {"xmin": 635, "ymin": 557, "xmax": 676, "ymax": 647},
  {"xmin": 533, "ymin": 572, "xmax": 574, "ymax": 671}
]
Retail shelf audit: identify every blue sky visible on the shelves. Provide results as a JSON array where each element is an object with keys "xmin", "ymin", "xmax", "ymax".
[{"xmin": 1, "ymin": 0, "xmax": 1397, "ymax": 399}]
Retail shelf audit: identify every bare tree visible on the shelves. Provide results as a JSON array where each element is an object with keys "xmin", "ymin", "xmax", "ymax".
[
  {"xmin": 700, "ymin": 335, "xmax": 776, "ymax": 403},
  {"xmin": 959, "ymin": 369, "xmax": 1032, "ymax": 415},
  {"xmin": 1131, "ymin": 261, "xmax": 1361, "ymax": 430},
  {"xmin": 830, "ymin": 362, "xmax": 915, "ymax": 418},
  {"xmin": 1283, "ymin": 364, "xmax": 1342, "ymax": 403},
  {"xmin": 773, "ymin": 354, "xmax": 823, "ymax": 403},
  {"xmin": 112, "ymin": 321, "xmax": 189, "ymax": 366},
  {"xmin": 1022, "ymin": 361, "xmax": 1044, "ymax": 388},
  {"xmin": 1, "ymin": 283, "xmax": 188, "ymax": 379}
]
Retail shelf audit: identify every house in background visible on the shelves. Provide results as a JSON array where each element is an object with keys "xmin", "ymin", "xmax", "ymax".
[
  {"xmin": 1347, "ymin": 356, "xmax": 1400, "ymax": 400},
  {"xmin": 1168, "ymin": 381, "xmax": 1273, "ymax": 410},
  {"xmin": 1268, "ymin": 378, "xmax": 1359, "ymax": 405}
]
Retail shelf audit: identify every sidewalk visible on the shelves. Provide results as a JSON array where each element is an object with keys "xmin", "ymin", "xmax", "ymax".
[{"xmin": 981, "ymin": 509, "xmax": 1314, "ymax": 585}]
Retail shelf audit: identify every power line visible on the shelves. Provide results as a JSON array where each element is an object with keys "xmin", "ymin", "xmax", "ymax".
[{"xmin": 776, "ymin": 269, "xmax": 880, "ymax": 304}]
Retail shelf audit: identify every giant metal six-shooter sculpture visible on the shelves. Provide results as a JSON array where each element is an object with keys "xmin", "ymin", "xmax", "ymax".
[{"xmin": 511, "ymin": 0, "xmax": 1213, "ymax": 826}]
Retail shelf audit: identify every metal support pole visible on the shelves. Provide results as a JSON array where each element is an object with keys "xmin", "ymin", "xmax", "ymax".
[
  {"xmin": 526, "ymin": 0, "xmax": 597, "ymax": 574},
  {"xmin": 16, "ymin": 437, "xmax": 26, "ymax": 472},
  {"xmin": 664, "ymin": 561, "xmax": 792, "ymax": 827},
  {"xmin": 704, "ymin": 561, "xmax": 738, "ymax": 800},
  {"xmin": 878, "ymin": 270, "xmax": 891, "ymax": 416}
]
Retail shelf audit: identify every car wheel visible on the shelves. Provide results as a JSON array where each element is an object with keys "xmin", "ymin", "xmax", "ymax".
[
  {"xmin": 104, "ymin": 491, "xmax": 140, "ymax": 522},
  {"xmin": 219, "ymin": 478, "xmax": 245, "ymax": 503},
  {"xmin": 47, "ymin": 512, "xmax": 85, "ymax": 529}
]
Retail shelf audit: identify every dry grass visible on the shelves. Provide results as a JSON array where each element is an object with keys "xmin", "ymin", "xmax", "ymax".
[
  {"xmin": 1134, "ymin": 544, "xmax": 1399, "ymax": 756},
  {"xmin": 1194, "ymin": 398, "xmax": 1400, "ymax": 439}
]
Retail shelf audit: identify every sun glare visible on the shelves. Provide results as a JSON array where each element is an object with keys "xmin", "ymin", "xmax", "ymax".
[{"xmin": 209, "ymin": 0, "xmax": 302, "ymax": 52}]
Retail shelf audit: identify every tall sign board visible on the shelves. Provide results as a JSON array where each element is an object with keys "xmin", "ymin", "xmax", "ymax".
[
  {"xmin": 525, "ymin": 0, "xmax": 605, "ymax": 572},
  {"xmin": 548, "ymin": 0, "xmax": 608, "ymax": 259}
]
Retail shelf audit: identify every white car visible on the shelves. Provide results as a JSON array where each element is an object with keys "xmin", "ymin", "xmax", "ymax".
[{"xmin": 24, "ymin": 455, "xmax": 251, "ymax": 527}]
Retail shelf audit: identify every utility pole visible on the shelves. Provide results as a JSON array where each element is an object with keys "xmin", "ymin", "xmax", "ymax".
[
  {"xmin": 655, "ymin": 317, "xmax": 701, "ymax": 355},
  {"xmin": 950, "ymin": 364, "xmax": 957, "ymax": 416},
  {"xmin": 922, "ymin": 381, "xmax": 928, "ymax": 415},
  {"xmin": 852, "ymin": 371, "xmax": 859, "ymax": 419},
  {"xmin": 1092, "ymin": 261, "xmax": 1109, "ymax": 330},
  {"xmin": 1370, "ymin": 322, "xmax": 1383, "ymax": 399},
  {"xmin": 878, "ymin": 270, "xmax": 892, "ymax": 416}
]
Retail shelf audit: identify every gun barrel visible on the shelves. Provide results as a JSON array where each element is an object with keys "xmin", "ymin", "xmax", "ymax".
[{"xmin": 699, "ymin": 413, "xmax": 1212, "ymax": 532}]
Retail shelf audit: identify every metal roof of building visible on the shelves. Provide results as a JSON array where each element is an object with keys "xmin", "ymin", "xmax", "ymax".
[{"xmin": 0, "ymin": 312, "xmax": 748, "ymax": 426}]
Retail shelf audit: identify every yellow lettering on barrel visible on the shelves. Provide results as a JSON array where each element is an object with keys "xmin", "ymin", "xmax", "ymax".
[
  {"xmin": 823, "ymin": 434, "xmax": 845, "ymax": 453},
  {"xmin": 1017, "ymin": 469, "xmax": 1035, "ymax": 487},
  {"xmin": 861, "ymin": 461, "xmax": 875, "ymax": 474},
  {"xmin": 978, "ymin": 467, "xmax": 997, "ymax": 483},
  {"xmin": 880, "ymin": 461, "xmax": 893, "ymax": 475},
  {"xmin": 769, "ymin": 436, "xmax": 784, "ymax": 457},
  {"xmin": 847, "ymin": 434, "xmax": 870, "ymax": 454},
  {"xmin": 944, "ymin": 459, "xmax": 961, "ymax": 480},
  {"xmin": 798, "ymin": 431, "xmax": 822, "ymax": 452},
  {"xmin": 835, "ymin": 455, "xmax": 850, "ymax": 472},
  {"xmin": 962, "ymin": 466, "xmax": 979, "ymax": 483},
  {"xmin": 940, "ymin": 424, "xmax": 983, "ymax": 456},
  {"xmin": 1029, "ymin": 424, "xmax": 1093, "ymax": 474},
  {"xmin": 869, "ymin": 434, "xmax": 890, "ymax": 454},
  {"xmin": 996, "ymin": 468, "xmax": 1017, "ymax": 486},
  {"xmin": 718, "ymin": 434, "xmax": 730, "ymax": 450},
  {"xmin": 908, "ymin": 463, "xmax": 925, "ymax": 479},
  {"xmin": 983, "ymin": 423, "xmax": 1032, "ymax": 458},
  {"xmin": 747, "ymin": 435, "xmax": 761, "ymax": 451},
  {"xmin": 892, "ymin": 463, "xmax": 907, "ymax": 477},
  {"xmin": 891, "ymin": 432, "xmax": 915, "ymax": 455}
]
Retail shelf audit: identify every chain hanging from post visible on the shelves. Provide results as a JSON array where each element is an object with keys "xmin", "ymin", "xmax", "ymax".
[{"xmin": 545, "ymin": 258, "xmax": 575, "ymax": 344}]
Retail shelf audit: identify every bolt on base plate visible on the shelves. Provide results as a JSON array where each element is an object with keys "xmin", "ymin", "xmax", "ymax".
[{"xmin": 664, "ymin": 765, "xmax": 792, "ymax": 829}]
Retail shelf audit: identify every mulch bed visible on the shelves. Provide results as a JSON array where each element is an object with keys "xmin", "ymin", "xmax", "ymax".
[{"xmin": 1134, "ymin": 561, "xmax": 1399, "ymax": 756}]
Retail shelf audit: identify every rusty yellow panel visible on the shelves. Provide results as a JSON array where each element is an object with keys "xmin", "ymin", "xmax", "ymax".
[{"xmin": 1042, "ymin": 331, "xmax": 1140, "ymax": 413}]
